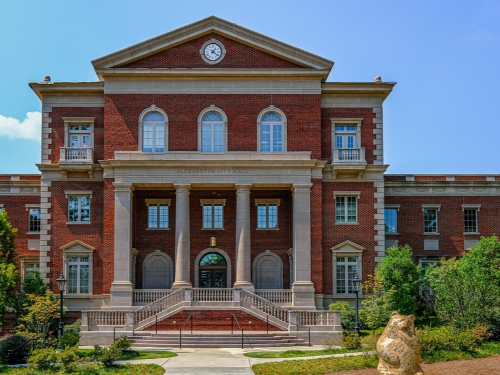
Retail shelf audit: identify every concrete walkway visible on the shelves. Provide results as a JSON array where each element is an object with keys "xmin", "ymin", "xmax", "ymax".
[{"xmin": 117, "ymin": 346, "xmax": 367, "ymax": 375}]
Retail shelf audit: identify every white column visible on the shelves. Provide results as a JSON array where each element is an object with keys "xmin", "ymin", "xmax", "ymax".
[
  {"xmin": 291, "ymin": 185, "xmax": 316, "ymax": 309},
  {"xmin": 172, "ymin": 185, "xmax": 192, "ymax": 288},
  {"xmin": 110, "ymin": 183, "xmax": 134, "ymax": 308},
  {"xmin": 233, "ymin": 185, "xmax": 254, "ymax": 290}
]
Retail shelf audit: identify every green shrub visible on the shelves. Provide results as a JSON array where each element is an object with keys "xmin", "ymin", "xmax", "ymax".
[
  {"xmin": 60, "ymin": 332, "xmax": 79, "ymax": 349},
  {"xmin": 114, "ymin": 334, "xmax": 133, "ymax": 352},
  {"xmin": 58, "ymin": 345, "xmax": 81, "ymax": 372},
  {"xmin": 0, "ymin": 334, "xmax": 32, "ymax": 365},
  {"xmin": 28, "ymin": 347, "xmax": 58, "ymax": 370},
  {"xmin": 94, "ymin": 341, "xmax": 122, "ymax": 368},
  {"xmin": 416, "ymin": 324, "xmax": 488, "ymax": 356},
  {"xmin": 341, "ymin": 331, "xmax": 361, "ymax": 349},
  {"xmin": 329, "ymin": 301, "xmax": 357, "ymax": 332}
]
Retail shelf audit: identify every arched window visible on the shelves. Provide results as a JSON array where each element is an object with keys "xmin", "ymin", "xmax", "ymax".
[
  {"xmin": 257, "ymin": 106, "xmax": 287, "ymax": 152},
  {"xmin": 142, "ymin": 112, "xmax": 165, "ymax": 152},
  {"xmin": 201, "ymin": 112, "xmax": 224, "ymax": 152}
]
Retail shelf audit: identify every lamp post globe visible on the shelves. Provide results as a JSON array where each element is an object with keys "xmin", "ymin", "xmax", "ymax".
[
  {"xmin": 56, "ymin": 272, "xmax": 67, "ymax": 350},
  {"xmin": 351, "ymin": 273, "xmax": 362, "ymax": 335}
]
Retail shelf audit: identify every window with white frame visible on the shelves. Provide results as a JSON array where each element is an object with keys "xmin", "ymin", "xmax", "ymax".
[
  {"xmin": 331, "ymin": 240, "xmax": 364, "ymax": 296},
  {"xmin": 260, "ymin": 113, "xmax": 283, "ymax": 152},
  {"xmin": 142, "ymin": 112, "xmax": 166, "ymax": 152},
  {"xmin": 335, "ymin": 193, "xmax": 360, "ymax": 223},
  {"xmin": 384, "ymin": 206, "xmax": 398, "ymax": 233},
  {"xmin": 255, "ymin": 199, "xmax": 280, "ymax": 229},
  {"xmin": 423, "ymin": 205, "xmax": 440, "ymax": 233},
  {"xmin": 146, "ymin": 199, "xmax": 171, "ymax": 229},
  {"xmin": 25, "ymin": 263, "xmax": 40, "ymax": 277},
  {"xmin": 63, "ymin": 117, "xmax": 94, "ymax": 150},
  {"xmin": 336, "ymin": 256, "xmax": 358, "ymax": 294},
  {"xmin": 331, "ymin": 118, "xmax": 363, "ymax": 162},
  {"xmin": 201, "ymin": 199, "xmax": 225, "ymax": 229},
  {"xmin": 28, "ymin": 207, "xmax": 41, "ymax": 233},
  {"xmin": 65, "ymin": 191, "xmax": 92, "ymax": 223},
  {"xmin": 463, "ymin": 205, "xmax": 480, "ymax": 233},
  {"xmin": 201, "ymin": 112, "xmax": 224, "ymax": 152},
  {"xmin": 68, "ymin": 256, "xmax": 90, "ymax": 294}
]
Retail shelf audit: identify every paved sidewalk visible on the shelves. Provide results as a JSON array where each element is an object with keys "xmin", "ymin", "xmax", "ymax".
[{"xmin": 117, "ymin": 346, "xmax": 367, "ymax": 375}]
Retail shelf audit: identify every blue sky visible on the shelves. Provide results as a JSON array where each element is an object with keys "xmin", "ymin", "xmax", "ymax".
[{"xmin": 0, "ymin": 1, "xmax": 499, "ymax": 174}]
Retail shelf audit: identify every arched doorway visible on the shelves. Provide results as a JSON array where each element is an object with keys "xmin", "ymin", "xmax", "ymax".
[
  {"xmin": 142, "ymin": 250, "xmax": 173, "ymax": 289},
  {"xmin": 199, "ymin": 252, "xmax": 227, "ymax": 288}
]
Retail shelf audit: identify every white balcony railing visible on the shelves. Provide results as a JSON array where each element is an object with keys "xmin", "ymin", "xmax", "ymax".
[
  {"xmin": 192, "ymin": 288, "xmax": 234, "ymax": 302},
  {"xmin": 59, "ymin": 147, "xmax": 93, "ymax": 162},
  {"xmin": 332, "ymin": 148, "xmax": 366, "ymax": 163},
  {"xmin": 255, "ymin": 289, "xmax": 292, "ymax": 305}
]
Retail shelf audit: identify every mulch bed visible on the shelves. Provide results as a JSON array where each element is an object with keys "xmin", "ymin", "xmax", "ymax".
[{"xmin": 325, "ymin": 354, "xmax": 500, "ymax": 375}]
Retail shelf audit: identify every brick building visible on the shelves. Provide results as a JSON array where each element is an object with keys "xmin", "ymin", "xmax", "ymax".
[{"xmin": 2, "ymin": 17, "xmax": 499, "ymax": 343}]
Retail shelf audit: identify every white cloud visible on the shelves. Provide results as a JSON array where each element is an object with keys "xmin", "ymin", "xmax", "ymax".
[{"xmin": 0, "ymin": 112, "xmax": 41, "ymax": 142}]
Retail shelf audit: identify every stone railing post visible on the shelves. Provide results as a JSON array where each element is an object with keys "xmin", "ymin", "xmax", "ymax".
[
  {"xmin": 233, "ymin": 288, "xmax": 241, "ymax": 304},
  {"xmin": 81, "ymin": 312, "xmax": 88, "ymax": 331}
]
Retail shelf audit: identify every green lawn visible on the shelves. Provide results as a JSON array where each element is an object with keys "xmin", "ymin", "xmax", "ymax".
[
  {"xmin": 251, "ymin": 342, "xmax": 500, "ymax": 375},
  {"xmin": 77, "ymin": 349, "xmax": 177, "ymax": 360},
  {"xmin": 0, "ymin": 364, "xmax": 165, "ymax": 375},
  {"xmin": 245, "ymin": 348, "xmax": 362, "ymax": 358}
]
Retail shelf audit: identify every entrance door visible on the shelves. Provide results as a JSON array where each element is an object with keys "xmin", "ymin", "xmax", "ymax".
[{"xmin": 199, "ymin": 252, "xmax": 227, "ymax": 288}]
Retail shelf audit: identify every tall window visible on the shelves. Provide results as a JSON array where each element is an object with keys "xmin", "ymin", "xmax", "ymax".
[
  {"xmin": 25, "ymin": 263, "xmax": 40, "ymax": 278},
  {"xmin": 423, "ymin": 209, "xmax": 438, "ymax": 233},
  {"xmin": 203, "ymin": 204, "xmax": 223, "ymax": 229},
  {"xmin": 257, "ymin": 204, "xmax": 278, "ymax": 229},
  {"xmin": 464, "ymin": 209, "xmax": 478, "ymax": 233},
  {"xmin": 69, "ymin": 125, "xmax": 91, "ymax": 148},
  {"xmin": 261, "ymin": 113, "xmax": 283, "ymax": 152},
  {"xmin": 68, "ymin": 256, "xmax": 89, "ymax": 294},
  {"xmin": 336, "ymin": 196, "xmax": 357, "ymax": 223},
  {"xmin": 68, "ymin": 195, "xmax": 90, "ymax": 222},
  {"xmin": 28, "ymin": 208, "xmax": 41, "ymax": 232},
  {"xmin": 384, "ymin": 208, "xmax": 397, "ymax": 233},
  {"xmin": 201, "ymin": 112, "xmax": 224, "ymax": 152},
  {"xmin": 148, "ymin": 204, "xmax": 169, "ymax": 229},
  {"xmin": 336, "ymin": 256, "xmax": 357, "ymax": 294},
  {"xmin": 143, "ymin": 112, "xmax": 165, "ymax": 152}
]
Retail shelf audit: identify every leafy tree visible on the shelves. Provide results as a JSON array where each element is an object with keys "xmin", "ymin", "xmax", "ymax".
[
  {"xmin": 360, "ymin": 273, "xmax": 396, "ymax": 332},
  {"xmin": 0, "ymin": 262, "xmax": 18, "ymax": 330},
  {"xmin": 0, "ymin": 209, "xmax": 17, "ymax": 263},
  {"xmin": 12, "ymin": 272, "xmax": 49, "ymax": 328},
  {"xmin": 376, "ymin": 244, "xmax": 420, "ymax": 315},
  {"xmin": 17, "ymin": 292, "xmax": 59, "ymax": 348},
  {"xmin": 329, "ymin": 301, "xmax": 357, "ymax": 332},
  {"xmin": 428, "ymin": 236, "xmax": 500, "ymax": 335}
]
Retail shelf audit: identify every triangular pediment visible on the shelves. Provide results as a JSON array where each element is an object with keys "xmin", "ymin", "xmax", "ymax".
[
  {"xmin": 60, "ymin": 240, "xmax": 95, "ymax": 252},
  {"xmin": 331, "ymin": 240, "xmax": 365, "ymax": 253},
  {"xmin": 92, "ymin": 16, "xmax": 333, "ymax": 72}
]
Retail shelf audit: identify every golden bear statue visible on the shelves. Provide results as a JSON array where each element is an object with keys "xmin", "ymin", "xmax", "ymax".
[{"xmin": 376, "ymin": 311, "xmax": 424, "ymax": 375}]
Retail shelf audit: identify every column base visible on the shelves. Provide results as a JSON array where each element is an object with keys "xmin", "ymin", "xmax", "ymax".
[
  {"xmin": 292, "ymin": 281, "xmax": 316, "ymax": 310},
  {"xmin": 110, "ymin": 281, "xmax": 133, "ymax": 308},
  {"xmin": 314, "ymin": 294, "xmax": 325, "ymax": 310},
  {"xmin": 233, "ymin": 281, "xmax": 255, "ymax": 292},
  {"xmin": 172, "ymin": 281, "xmax": 192, "ymax": 288}
]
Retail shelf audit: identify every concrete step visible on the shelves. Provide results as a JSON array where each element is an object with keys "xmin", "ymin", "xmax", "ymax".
[{"xmin": 132, "ymin": 342, "xmax": 298, "ymax": 348}]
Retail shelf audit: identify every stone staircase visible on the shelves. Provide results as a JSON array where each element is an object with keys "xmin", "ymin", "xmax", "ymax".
[{"xmin": 129, "ymin": 331, "xmax": 306, "ymax": 348}]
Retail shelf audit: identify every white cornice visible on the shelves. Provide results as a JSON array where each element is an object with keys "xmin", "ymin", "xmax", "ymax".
[
  {"xmin": 385, "ymin": 181, "xmax": 500, "ymax": 196},
  {"xmin": 91, "ymin": 16, "xmax": 334, "ymax": 71},
  {"xmin": 29, "ymin": 82, "xmax": 104, "ymax": 100},
  {"xmin": 321, "ymin": 82, "xmax": 396, "ymax": 101}
]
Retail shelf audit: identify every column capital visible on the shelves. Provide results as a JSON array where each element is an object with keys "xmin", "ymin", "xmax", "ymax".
[
  {"xmin": 174, "ymin": 185, "xmax": 191, "ymax": 194},
  {"xmin": 291, "ymin": 184, "xmax": 312, "ymax": 195},
  {"xmin": 235, "ymin": 185, "xmax": 252, "ymax": 194},
  {"xmin": 113, "ymin": 183, "xmax": 134, "ymax": 194}
]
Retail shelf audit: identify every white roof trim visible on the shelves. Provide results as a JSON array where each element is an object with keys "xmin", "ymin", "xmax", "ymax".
[{"xmin": 91, "ymin": 16, "xmax": 334, "ymax": 71}]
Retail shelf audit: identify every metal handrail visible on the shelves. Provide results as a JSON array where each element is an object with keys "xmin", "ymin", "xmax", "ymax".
[
  {"xmin": 179, "ymin": 314, "xmax": 193, "ymax": 349},
  {"xmin": 231, "ymin": 314, "xmax": 244, "ymax": 349},
  {"xmin": 7, "ymin": 337, "xmax": 35, "ymax": 363},
  {"xmin": 289, "ymin": 320, "xmax": 311, "ymax": 347}
]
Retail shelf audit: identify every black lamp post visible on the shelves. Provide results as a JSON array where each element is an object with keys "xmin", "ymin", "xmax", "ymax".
[
  {"xmin": 351, "ymin": 273, "xmax": 362, "ymax": 335},
  {"xmin": 56, "ymin": 272, "xmax": 67, "ymax": 350}
]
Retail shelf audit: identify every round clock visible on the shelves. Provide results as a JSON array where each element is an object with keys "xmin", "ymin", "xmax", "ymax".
[
  {"xmin": 200, "ymin": 39, "xmax": 226, "ymax": 65},
  {"xmin": 204, "ymin": 43, "xmax": 222, "ymax": 61}
]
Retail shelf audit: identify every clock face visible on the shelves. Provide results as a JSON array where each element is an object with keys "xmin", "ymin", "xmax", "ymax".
[{"xmin": 204, "ymin": 43, "xmax": 222, "ymax": 61}]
